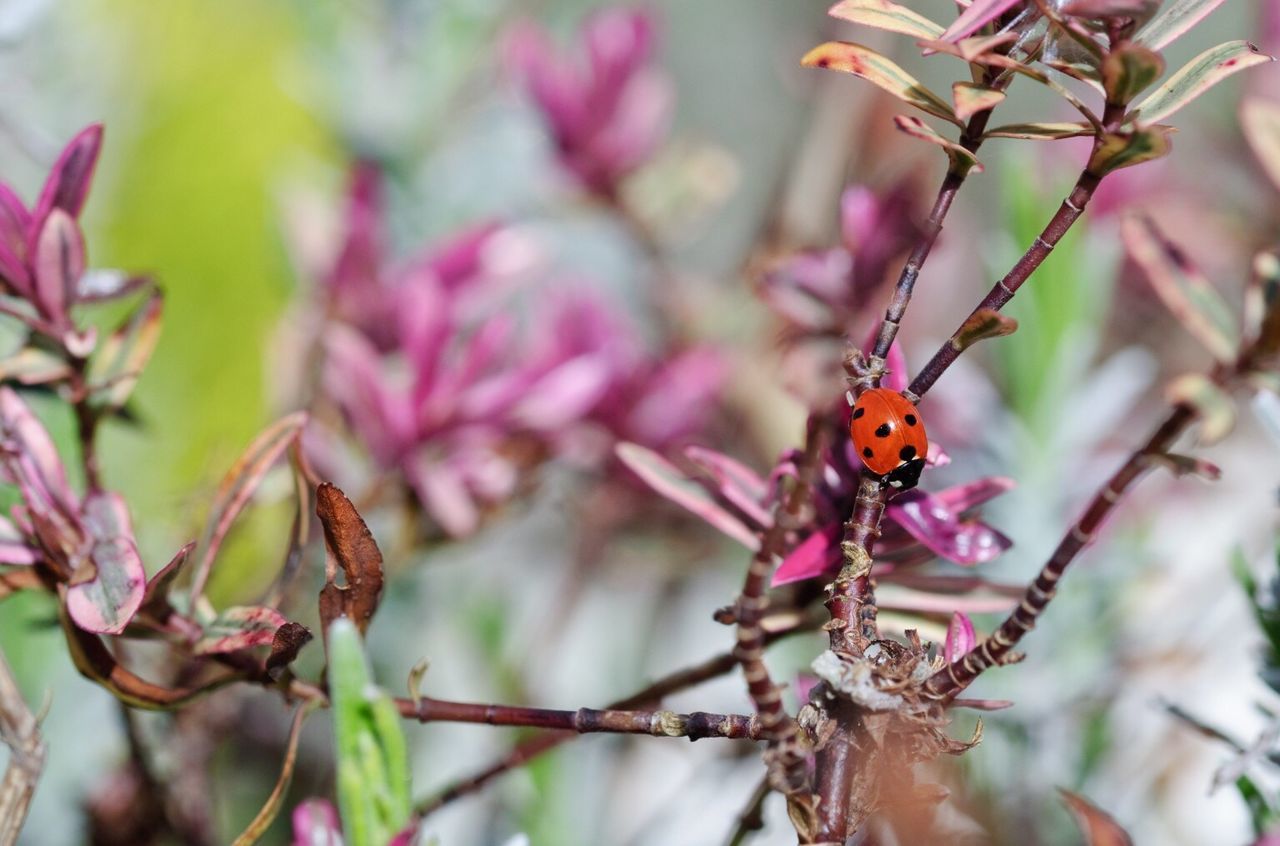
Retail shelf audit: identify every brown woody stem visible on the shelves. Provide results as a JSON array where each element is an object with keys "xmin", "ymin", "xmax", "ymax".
[
  {"xmin": 398, "ymin": 697, "xmax": 761, "ymax": 739},
  {"xmin": 734, "ymin": 416, "xmax": 826, "ymax": 791},
  {"xmin": 925, "ymin": 403, "xmax": 1196, "ymax": 699},
  {"xmin": 413, "ymin": 608, "xmax": 823, "ymax": 816}
]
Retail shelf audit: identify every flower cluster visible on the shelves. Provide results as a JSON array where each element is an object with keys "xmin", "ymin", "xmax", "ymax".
[
  {"xmin": 312, "ymin": 163, "xmax": 723, "ymax": 536},
  {"xmin": 506, "ymin": 6, "xmax": 672, "ymax": 198}
]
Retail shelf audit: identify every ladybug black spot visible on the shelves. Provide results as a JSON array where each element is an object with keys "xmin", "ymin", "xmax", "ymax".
[
  {"xmin": 898, "ymin": 445, "xmax": 917, "ymax": 461},
  {"xmin": 862, "ymin": 447, "xmax": 873, "ymax": 459},
  {"xmin": 852, "ymin": 407, "xmax": 865, "ymax": 420},
  {"xmin": 874, "ymin": 423, "xmax": 891, "ymax": 438},
  {"xmin": 904, "ymin": 414, "xmax": 917, "ymax": 426}
]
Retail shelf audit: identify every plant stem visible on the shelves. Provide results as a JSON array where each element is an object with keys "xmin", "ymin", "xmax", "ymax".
[
  {"xmin": 0, "ymin": 647, "xmax": 44, "ymax": 846},
  {"xmin": 734, "ymin": 416, "xmax": 825, "ymax": 791},
  {"xmin": 924, "ymin": 402, "xmax": 1196, "ymax": 699},
  {"xmin": 398, "ymin": 697, "xmax": 761, "ymax": 739},
  {"xmin": 413, "ymin": 608, "xmax": 822, "ymax": 816}
]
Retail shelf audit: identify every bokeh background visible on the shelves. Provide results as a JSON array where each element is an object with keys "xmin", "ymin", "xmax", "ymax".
[{"xmin": 2, "ymin": 0, "xmax": 1279, "ymax": 844}]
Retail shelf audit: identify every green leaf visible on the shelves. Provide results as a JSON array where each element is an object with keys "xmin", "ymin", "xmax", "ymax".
[
  {"xmin": 1134, "ymin": 0, "xmax": 1227, "ymax": 51},
  {"xmin": 892, "ymin": 115, "xmax": 984, "ymax": 175},
  {"xmin": 1120, "ymin": 215, "xmax": 1238, "ymax": 363},
  {"xmin": 1102, "ymin": 44, "xmax": 1164, "ymax": 105},
  {"xmin": 801, "ymin": 41, "xmax": 960, "ymax": 126},
  {"xmin": 952, "ymin": 82, "xmax": 1005, "ymax": 121},
  {"xmin": 1133, "ymin": 41, "xmax": 1275, "ymax": 126},
  {"xmin": 1165, "ymin": 373, "xmax": 1235, "ymax": 445},
  {"xmin": 87, "ymin": 290, "xmax": 163, "ymax": 412},
  {"xmin": 1242, "ymin": 98, "xmax": 1280, "ymax": 194},
  {"xmin": 983, "ymin": 122, "xmax": 1094, "ymax": 140},
  {"xmin": 1087, "ymin": 126, "xmax": 1173, "ymax": 175},
  {"xmin": 329, "ymin": 618, "xmax": 412, "ymax": 846},
  {"xmin": 827, "ymin": 0, "xmax": 944, "ymax": 40},
  {"xmin": 1235, "ymin": 774, "xmax": 1280, "ymax": 837}
]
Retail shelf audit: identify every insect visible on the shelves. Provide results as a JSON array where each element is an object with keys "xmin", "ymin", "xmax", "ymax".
[{"xmin": 849, "ymin": 388, "xmax": 928, "ymax": 491}]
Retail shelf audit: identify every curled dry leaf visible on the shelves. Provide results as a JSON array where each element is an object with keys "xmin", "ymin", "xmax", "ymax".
[
  {"xmin": 951, "ymin": 308, "xmax": 1018, "ymax": 353},
  {"xmin": 1060, "ymin": 789, "xmax": 1134, "ymax": 846},
  {"xmin": 267, "ymin": 622, "xmax": 314, "ymax": 678},
  {"xmin": 316, "ymin": 483, "xmax": 385, "ymax": 637}
]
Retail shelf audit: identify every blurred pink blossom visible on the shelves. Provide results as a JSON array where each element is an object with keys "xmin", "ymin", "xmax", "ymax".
[
  {"xmin": 315, "ymin": 165, "xmax": 723, "ymax": 536},
  {"xmin": 506, "ymin": 7, "xmax": 673, "ymax": 197},
  {"xmin": 759, "ymin": 183, "xmax": 922, "ymax": 339}
]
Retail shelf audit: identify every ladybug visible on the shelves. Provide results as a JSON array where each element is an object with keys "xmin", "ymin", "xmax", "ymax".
[{"xmin": 850, "ymin": 388, "xmax": 928, "ymax": 491}]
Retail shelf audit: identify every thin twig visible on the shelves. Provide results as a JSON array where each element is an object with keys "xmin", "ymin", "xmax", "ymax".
[
  {"xmin": 413, "ymin": 608, "xmax": 823, "ymax": 816},
  {"xmin": 734, "ymin": 416, "xmax": 826, "ymax": 791},
  {"xmin": 0, "ymin": 648, "xmax": 44, "ymax": 846},
  {"xmin": 724, "ymin": 775, "xmax": 771, "ymax": 846}
]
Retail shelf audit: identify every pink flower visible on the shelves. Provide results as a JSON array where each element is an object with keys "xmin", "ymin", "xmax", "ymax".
[
  {"xmin": 506, "ymin": 7, "xmax": 673, "ymax": 197},
  {"xmin": 314, "ymin": 165, "xmax": 724, "ymax": 536},
  {"xmin": 0, "ymin": 387, "xmax": 145, "ymax": 634},
  {"xmin": 0, "ymin": 124, "xmax": 108, "ymax": 351},
  {"xmin": 759, "ymin": 183, "xmax": 922, "ymax": 338}
]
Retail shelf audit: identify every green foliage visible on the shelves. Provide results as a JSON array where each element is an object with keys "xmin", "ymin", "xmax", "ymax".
[
  {"xmin": 1234, "ymin": 546, "xmax": 1280, "ymax": 696},
  {"xmin": 1236, "ymin": 773, "xmax": 1280, "ymax": 838},
  {"xmin": 328, "ymin": 618, "xmax": 412, "ymax": 846}
]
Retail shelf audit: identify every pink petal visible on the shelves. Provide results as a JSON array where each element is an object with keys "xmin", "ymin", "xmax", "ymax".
[
  {"xmin": 408, "ymin": 453, "xmax": 480, "ymax": 537},
  {"xmin": 33, "ymin": 209, "xmax": 84, "ymax": 324},
  {"xmin": 624, "ymin": 347, "xmax": 725, "ymax": 447},
  {"xmin": 684, "ymin": 445, "xmax": 771, "ymax": 529},
  {"xmin": 291, "ymin": 798, "xmax": 343, "ymax": 846},
  {"xmin": 0, "ymin": 387, "xmax": 74, "ymax": 512},
  {"xmin": 938, "ymin": 0, "xmax": 1023, "ymax": 42},
  {"xmin": 0, "ymin": 514, "xmax": 38, "ymax": 564},
  {"xmin": 944, "ymin": 612, "xmax": 977, "ymax": 663},
  {"xmin": 773, "ymin": 524, "xmax": 841, "ymax": 586},
  {"xmin": 616, "ymin": 442, "xmax": 759, "ymax": 549},
  {"xmin": 934, "ymin": 476, "xmax": 1015, "ymax": 513},
  {"xmin": 887, "ymin": 489, "xmax": 1012, "ymax": 565},
  {"xmin": 33, "ymin": 124, "xmax": 103, "ymax": 225},
  {"xmin": 326, "ymin": 161, "xmax": 383, "ymax": 298},
  {"xmin": 512, "ymin": 353, "xmax": 614, "ymax": 430}
]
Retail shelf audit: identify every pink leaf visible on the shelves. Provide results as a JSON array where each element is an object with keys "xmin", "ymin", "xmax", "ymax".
[
  {"xmin": 944, "ymin": 612, "xmax": 977, "ymax": 662},
  {"xmin": 938, "ymin": 0, "xmax": 1022, "ymax": 43},
  {"xmin": 616, "ymin": 442, "xmax": 758, "ymax": 549},
  {"xmin": 887, "ymin": 489, "xmax": 1012, "ymax": 565},
  {"xmin": 0, "ymin": 515, "xmax": 38, "ymax": 565},
  {"xmin": 407, "ymin": 453, "xmax": 481, "ymax": 538},
  {"xmin": 512, "ymin": 354, "xmax": 614, "ymax": 430},
  {"xmin": 66, "ymin": 492, "xmax": 145, "ymax": 635},
  {"xmin": 33, "ymin": 209, "xmax": 84, "ymax": 324},
  {"xmin": 933, "ymin": 476, "xmax": 1015, "ymax": 513},
  {"xmin": 0, "ymin": 387, "xmax": 75, "ymax": 512},
  {"xmin": 140, "ymin": 541, "xmax": 195, "ymax": 615},
  {"xmin": 33, "ymin": 124, "xmax": 104, "ymax": 225},
  {"xmin": 684, "ymin": 445, "xmax": 771, "ymax": 530},
  {"xmin": 773, "ymin": 524, "xmax": 841, "ymax": 586},
  {"xmin": 291, "ymin": 798, "xmax": 343, "ymax": 846},
  {"xmin": 194, "ymin": 605, "xmax": 291, "ymax": 655}
]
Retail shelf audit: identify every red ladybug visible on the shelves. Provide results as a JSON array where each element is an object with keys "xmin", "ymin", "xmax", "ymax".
[{"xmin": 850, "ymin": 388, "xmax": 928, "ymax": 491}]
